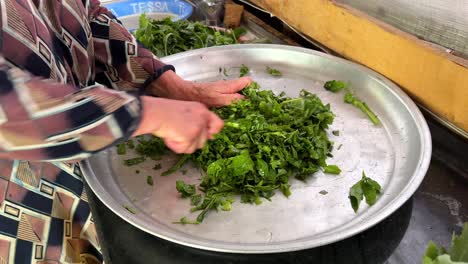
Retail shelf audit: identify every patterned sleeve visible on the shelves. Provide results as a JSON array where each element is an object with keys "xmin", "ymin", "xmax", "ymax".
[
  {"xmin": 88, "ymin": 0, "xmax": 175, "ymax": 93},
  {"xmin": 0, "ymin": 56, "xmax": 141, "ymax": 162}
]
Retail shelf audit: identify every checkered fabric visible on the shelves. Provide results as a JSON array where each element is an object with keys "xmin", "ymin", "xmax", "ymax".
[{"xmin": 0, "ymin": 0, "xmax": 170, "ymax": 262}]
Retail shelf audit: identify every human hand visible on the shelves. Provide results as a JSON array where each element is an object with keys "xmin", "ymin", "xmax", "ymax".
[
  {"xmin": 148, "ymin": 70, "xmax": 251, "ymax": 107},
  {"xmin": 133, "ymin": 96, "xmax": 224, "ymax": 154}
]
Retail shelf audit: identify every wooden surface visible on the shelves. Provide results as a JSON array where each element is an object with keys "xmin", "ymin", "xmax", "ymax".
[
  {"xmin": 248, "ymin": 0, "xmax": 468, "ymax": 133},
  {"xmin": 336, "ymin": 0, "xmax": 468, "ymax": 59}
]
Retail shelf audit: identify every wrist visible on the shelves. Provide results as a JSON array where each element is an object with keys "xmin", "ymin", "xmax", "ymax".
[
  {"xmin": 132, "ymin": 96, "xmax": 162, "ymax": 136},
  {"xmin": 147, "ymin": 71, "xmax": 197, "ymax": 101}
]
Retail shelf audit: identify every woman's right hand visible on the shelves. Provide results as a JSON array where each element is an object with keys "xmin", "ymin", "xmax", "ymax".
[{"xmin": 133, "ymin": 96, "xmax": 224, "ymax": 154}]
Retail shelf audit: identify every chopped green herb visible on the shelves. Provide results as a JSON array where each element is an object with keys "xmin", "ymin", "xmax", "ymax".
[
  {"xmin": 332, "ymin": 130, "xmax": 340, "ymax": 136},
  {"xmin": 349, "ymin": 172, "xmax": 382, "ymax": 212},
  {"xmin": 173, "ymin": 217, "xmax": 199, "ymax": 225},
  {"xmin": 266, "ymin": 66, "xmax": 282, "ymax": 77},
  {"xmin": 123, "ymin": 205, "xmax": 136, "ymax": 214},
  {"xmin": 319, "ymin": 190, "xmax": 328, "ymax": 195},
  {"xmin": 135, "ymin": 137, "xmax": 166, "ymax": 159},
  {"xmin": 422, "ymin": 223, "xmax": 468, "ymax": 263},
  {"xmin": 135, "ymin": 170, "xmax": 140, "ymax": 174},
  {"xmin": 147, "ymin": 176, "xmax": 154, "ymax": 186},
  {"xmin": 126, "ymin": 139, "xmax": 135, "ymax": 149},
  {"xmin": 240, "ymin": 64, "xmax": 249, "ymax": 77},
  {"xmin": 190, "ymin": 194, "xmax": 202, "ymax": 206},
  {"xmin": 161, "ymin": 155, "xmax": 190, "ymax": 176},
  {"xmin": 153, "ymin": 164, "xmax": 162, "ymax": 170},
  {"xmin": 176, "ymin": 180, "xmax": 196, "ymax": 198},
  {"xmin": 324, "ymin": 80, "xmax": 348, "ymax": 93},
  {"xmin": 123, "ymin": 157, "xmax": 146, "ymax": 166},
  {"xmin": 344, "ymin": 91, "xmax": 380, "ymax": 125},
  {"xmin": 324, "ymin": 165, "xmax": 341, "ymax": 175},
  {"xmin": 116, "ymin": 143, "xmax": 126, "ymax": 155},
  {"xmin": 337, "ymin": 144, "xmax": 343, "ymax": 150},
  {"xmin": 171, "ymin": 82, "xmax": 335, "ymax": 222},
  {"xmin": 223, "ymin": 67, "xmax": 229, "ymax": 77}
]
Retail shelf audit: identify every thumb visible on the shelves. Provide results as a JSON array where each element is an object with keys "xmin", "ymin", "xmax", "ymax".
[{"xmin": 216, "ymin": 77, "xmax": 251, "ymax": 94}]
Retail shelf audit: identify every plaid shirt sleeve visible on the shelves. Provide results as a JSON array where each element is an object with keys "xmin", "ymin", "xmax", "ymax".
[
  {"xmin": 89, "ymin": 0, "xmax": 175, "ymax": 93},
  {"xmin": 0, "ymin": 56, "xmax": 141, "ymax": 162}
]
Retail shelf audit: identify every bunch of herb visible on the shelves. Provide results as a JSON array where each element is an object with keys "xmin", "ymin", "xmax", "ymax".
[
  {"xmin": 170, "ymin": 82, "xmax": 338, "ymax": 222},
  {"xmin": 135, "ymin": 14, "xmax": 246, "ymax": 57}
]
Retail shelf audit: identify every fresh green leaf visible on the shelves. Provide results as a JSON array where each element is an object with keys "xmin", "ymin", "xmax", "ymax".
[
  {"xmin": 324, "ymin": 80, "xmax": 348, "ymax": 93},
  {"xmin": 324, "ymin": 165, "xmax": 341, "ymax": 175},
  {"xmin": 349, "ymin": 181, "xmax": 363, "ymax": 212},
  {"xmin": 240, "ymin": 64, "xmax": 249, "ymax": 77},
  {"xmin": 266, "ymin": 66, "xmax": 282, "ymax": 77},
  {"xmin": 349, "ymin": 172, "xmax": 382, "ymax": 212},
  {"xmin": 146, "ymin": 176, "xmax": 154, "ymax": 186},
  {"xmin": 425, "ymin": 241, "xmax": 440, "ymax": 260},
  {"xmin": 176, "ymin": 180, "xmax": 196, "ymax": 198}
]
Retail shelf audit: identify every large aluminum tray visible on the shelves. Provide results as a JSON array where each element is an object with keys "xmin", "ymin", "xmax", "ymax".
[{"xmin": 82, "ymin": 44, "xmax": 432, "ymax": 253}]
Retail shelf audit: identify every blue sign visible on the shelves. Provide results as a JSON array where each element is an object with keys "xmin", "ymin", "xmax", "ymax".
[{"xmin": 104, "ymin": 0, "xmax": 193, "ymax": 21}]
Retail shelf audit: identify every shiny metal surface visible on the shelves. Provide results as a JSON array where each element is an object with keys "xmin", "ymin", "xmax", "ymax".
[{"xmin": 82, "ymin": 44, "xmax": 432, "ymax": 253}]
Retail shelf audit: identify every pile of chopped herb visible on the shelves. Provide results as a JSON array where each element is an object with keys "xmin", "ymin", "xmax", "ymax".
[
  {"xmin": 135, "ymin": 14, "xmax": 246, "ymax": 57},
  {"xmin": 167, "ymin": 82, "xmax": 338, "ymax": 223}
]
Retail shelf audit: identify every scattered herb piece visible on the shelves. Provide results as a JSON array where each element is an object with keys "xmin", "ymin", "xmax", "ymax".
[
  {"xmin": 161, "ymin": 155, "xmax": 190, "ymax": 176},
  {"xmin": 319, "ymin": 190, "xmax": 328, "ymax": 195},
  {"xmin": 266, "ymin": 66, "xmax": 282, "ymax": 77},
  {"xmin": 123, "ymin": 205, "xmax": 136, "ymax": 214},
  {"xmin": 116, "ymin": 143, "xmax": 126, "ymax": 155},
  {"xmin": 332, "ymin": 130, "xmax": 340, "ymax": 136},
  {"xmin": 126, "ymin": 139, "xmax": 135, "ymax": 149},
  {"xmin": 422, "ymin": 223, "xmax": 468, "ymax": 263},
  {"xmin": 153, "ymin": 164, "xmax": 162, "ymax": 170},
  {"xmin": 240, "ymin": 64, "xmax": 249, "ymax": 77},
  {"xmin": 324, "ymin": 80, "xmax": 348, "ymax": 93},
  {"xmin": 223, "ymin": 67, "xmax": 229, "ymax": 77},
  {"xmin": 190, "ymin": 194, "xmax": 202, "ymax": 206},
  {"xmin": 147, "ymin": 176, "xmax": 154, "ymax": 186},
  {"xmin": 176, "ymin": 180, "xmax": 196, "ymax": 198},
  {"xmin": 344, "ymin": 91, "xmax": 380, "ymax": 125},
  {"xmin": 123, "ymin": 157, "xmax": 146, "ymax": 166},
  {"xmin": 173, "ymin": 217, "xmax": 199, "ymax": 225},
  {"xmin": 349, "ymin": 172, "xmax": 382, "ymax": 212},
  {"xmin": 337, "ymin": 144, "xmax": 343, "ymax": 150},
  {"xmin": 135, "ymin": 137, "xmax": 166, "ymax": 159},
  {"xmin": 324, "ymin": 165, "xmax": 341, "ymax": 175},
  {"xmin": 135, "ymin": 170, "xmax": 140, "ymax": 174}
]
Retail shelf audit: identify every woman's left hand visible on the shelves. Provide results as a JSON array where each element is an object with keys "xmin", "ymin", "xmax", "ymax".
[{"xmin": 148, "ymin": 70, "xmax": 251, "ymax": 107}]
